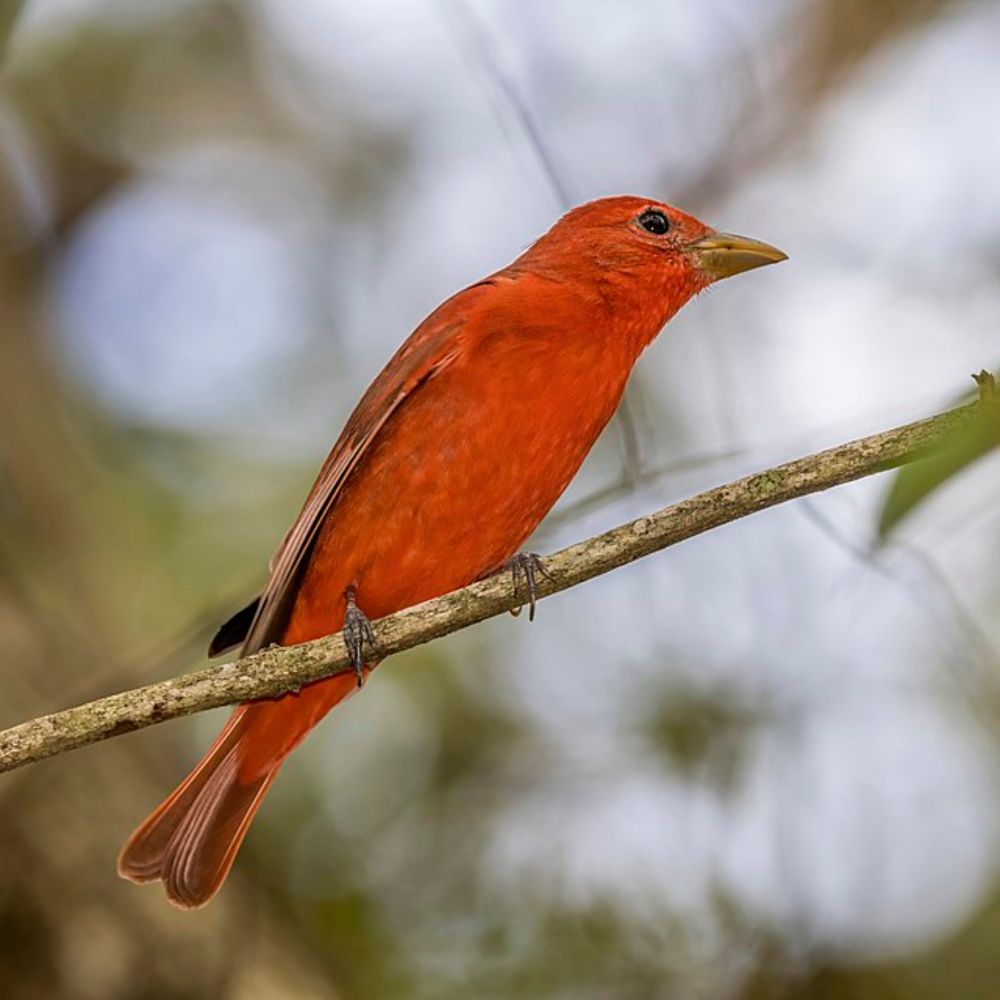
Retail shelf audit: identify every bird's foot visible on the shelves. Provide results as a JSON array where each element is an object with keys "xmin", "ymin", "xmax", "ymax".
[
  {"xmin": 505, "ymin": 552, "xmax": 552, "ymax": 622},
  {"xmin": 343, "ymin": 587, "xmax": 380, "ymax": 688}
]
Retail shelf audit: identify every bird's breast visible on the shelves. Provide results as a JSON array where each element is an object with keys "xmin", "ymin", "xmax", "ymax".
[{"xmin": 286, "ymin": 331, "xmax": 631, "ymax": 642}]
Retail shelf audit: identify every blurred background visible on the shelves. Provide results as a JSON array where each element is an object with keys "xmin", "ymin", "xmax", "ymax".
[{"xmin": 2, "ymin": 0, "xmax": 999, "ymax": 996}]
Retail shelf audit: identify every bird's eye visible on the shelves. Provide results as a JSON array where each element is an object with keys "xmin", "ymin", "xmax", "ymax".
[{"xmin": 637, "ymin": 209, "xmax": 670, "ymax": 235}]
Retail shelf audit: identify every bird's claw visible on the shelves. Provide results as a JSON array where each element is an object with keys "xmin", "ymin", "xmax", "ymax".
[
  {"xmin": 343, "ymin": 588, "xmax": 379, "ymax": 688},
  {"xmin": 505, "ymin": 552, "xmax": 552, "ymax": 622}
]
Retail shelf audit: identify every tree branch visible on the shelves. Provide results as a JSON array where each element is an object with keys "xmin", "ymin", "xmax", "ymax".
[{"xmin": 0, "ymin": 400, "xmax": 985, "ymax": 775}]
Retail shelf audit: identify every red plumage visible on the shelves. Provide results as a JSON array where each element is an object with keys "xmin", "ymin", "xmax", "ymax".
[{"xmin": 118, "ymin": 196, "xmax": 784, "ymax": 907}]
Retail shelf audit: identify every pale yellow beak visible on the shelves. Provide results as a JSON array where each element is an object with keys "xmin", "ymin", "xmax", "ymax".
[{"xmin": 685, "ymin": 231, "xmax": 787, "ymax": 281}]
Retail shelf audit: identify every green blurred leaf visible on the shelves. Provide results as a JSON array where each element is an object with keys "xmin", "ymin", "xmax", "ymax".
[
  {"xmin": 0, "ymin": 2, "xmax": 25, "ymax": 59},
  {"xmin": 878, "ymin": 371, "xmax": 1000, "ymax": 538}
]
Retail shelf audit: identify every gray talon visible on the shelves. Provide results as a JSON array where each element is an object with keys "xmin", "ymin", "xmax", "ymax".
[
  {"xmin": 343, "ymin": 588, "xmax": 379, "ymax": 687},
  {"xmin": 505, "ymin": 552, "xmax": 552, "ymax": 622}
]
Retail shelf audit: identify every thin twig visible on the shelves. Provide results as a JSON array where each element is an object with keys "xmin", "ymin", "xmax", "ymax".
[{"xmin": 0, "ymin": 399, "xmax": 984, "ymax": 775}]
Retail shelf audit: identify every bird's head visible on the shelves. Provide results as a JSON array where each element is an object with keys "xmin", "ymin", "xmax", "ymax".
[{"xmin": 515, "ymin": 195, "xmax": 786, "ymax": 348}]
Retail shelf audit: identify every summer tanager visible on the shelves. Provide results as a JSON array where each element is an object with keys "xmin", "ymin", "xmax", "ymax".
[{"xmin": 119, "ymin": 196, "xmax": 785, "ymax": 908}]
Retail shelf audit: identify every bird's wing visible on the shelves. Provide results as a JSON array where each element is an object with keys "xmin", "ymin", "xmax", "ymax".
[{"xmin": 213, "ymin": 282, "xmax": 495, "ymax": 658}]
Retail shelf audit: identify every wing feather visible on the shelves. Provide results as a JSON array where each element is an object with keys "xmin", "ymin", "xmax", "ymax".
[{"xmin": 235, "ymin": 284, "xmax": 495, "ymax": 655}]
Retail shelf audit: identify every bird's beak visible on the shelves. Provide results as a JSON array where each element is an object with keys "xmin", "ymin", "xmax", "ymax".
[{"xmin": 685, "ymin": 231, "xmax": 787, "ymax": 281}]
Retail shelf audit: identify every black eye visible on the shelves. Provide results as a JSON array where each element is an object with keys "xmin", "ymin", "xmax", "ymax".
[{"xmin": 638, "ymin": 209, "xmax": 670, "ymax": 235}]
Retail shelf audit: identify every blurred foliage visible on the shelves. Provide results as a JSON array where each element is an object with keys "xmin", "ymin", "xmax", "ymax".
[
  {"xmin": 878, "ymin": 372, "xmax": 1000, "ymax": 539},
  {"xmin": 642, "ymin": 681, "xmax": 764, "ymax": 795}
]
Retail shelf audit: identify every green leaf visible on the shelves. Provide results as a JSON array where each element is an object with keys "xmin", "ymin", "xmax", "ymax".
[{"xmin": 877, "ymin": 371, "xmax": 1000, "ymax": 539}]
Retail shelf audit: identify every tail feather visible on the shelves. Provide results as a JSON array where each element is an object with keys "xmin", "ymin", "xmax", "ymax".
[
  {"xmin": 118, "ymin": 707, "xmax": 277, "ymax": 909},
  {"xmin": 119, "ymin": 674, "xmax": 360, "ymax": 908},
  {"xmin": 164, "ymin": 750, "xmax": 276, "ymax": 909}
]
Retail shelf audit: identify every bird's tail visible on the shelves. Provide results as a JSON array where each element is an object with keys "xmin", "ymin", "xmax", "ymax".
[{"xmin": 118, "ymin": 673, "xmax": 359, "ymax": 908}]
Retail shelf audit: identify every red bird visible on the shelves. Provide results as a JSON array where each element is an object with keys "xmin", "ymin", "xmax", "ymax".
[{"xmin": 119, "ymin": 196, "xmax": 785, "ymax": 907}]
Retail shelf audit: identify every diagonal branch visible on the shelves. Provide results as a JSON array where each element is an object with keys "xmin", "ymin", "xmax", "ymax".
[{"xmin": 0, "ymin": 399, "xmax": 987, "ymax": 775}]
